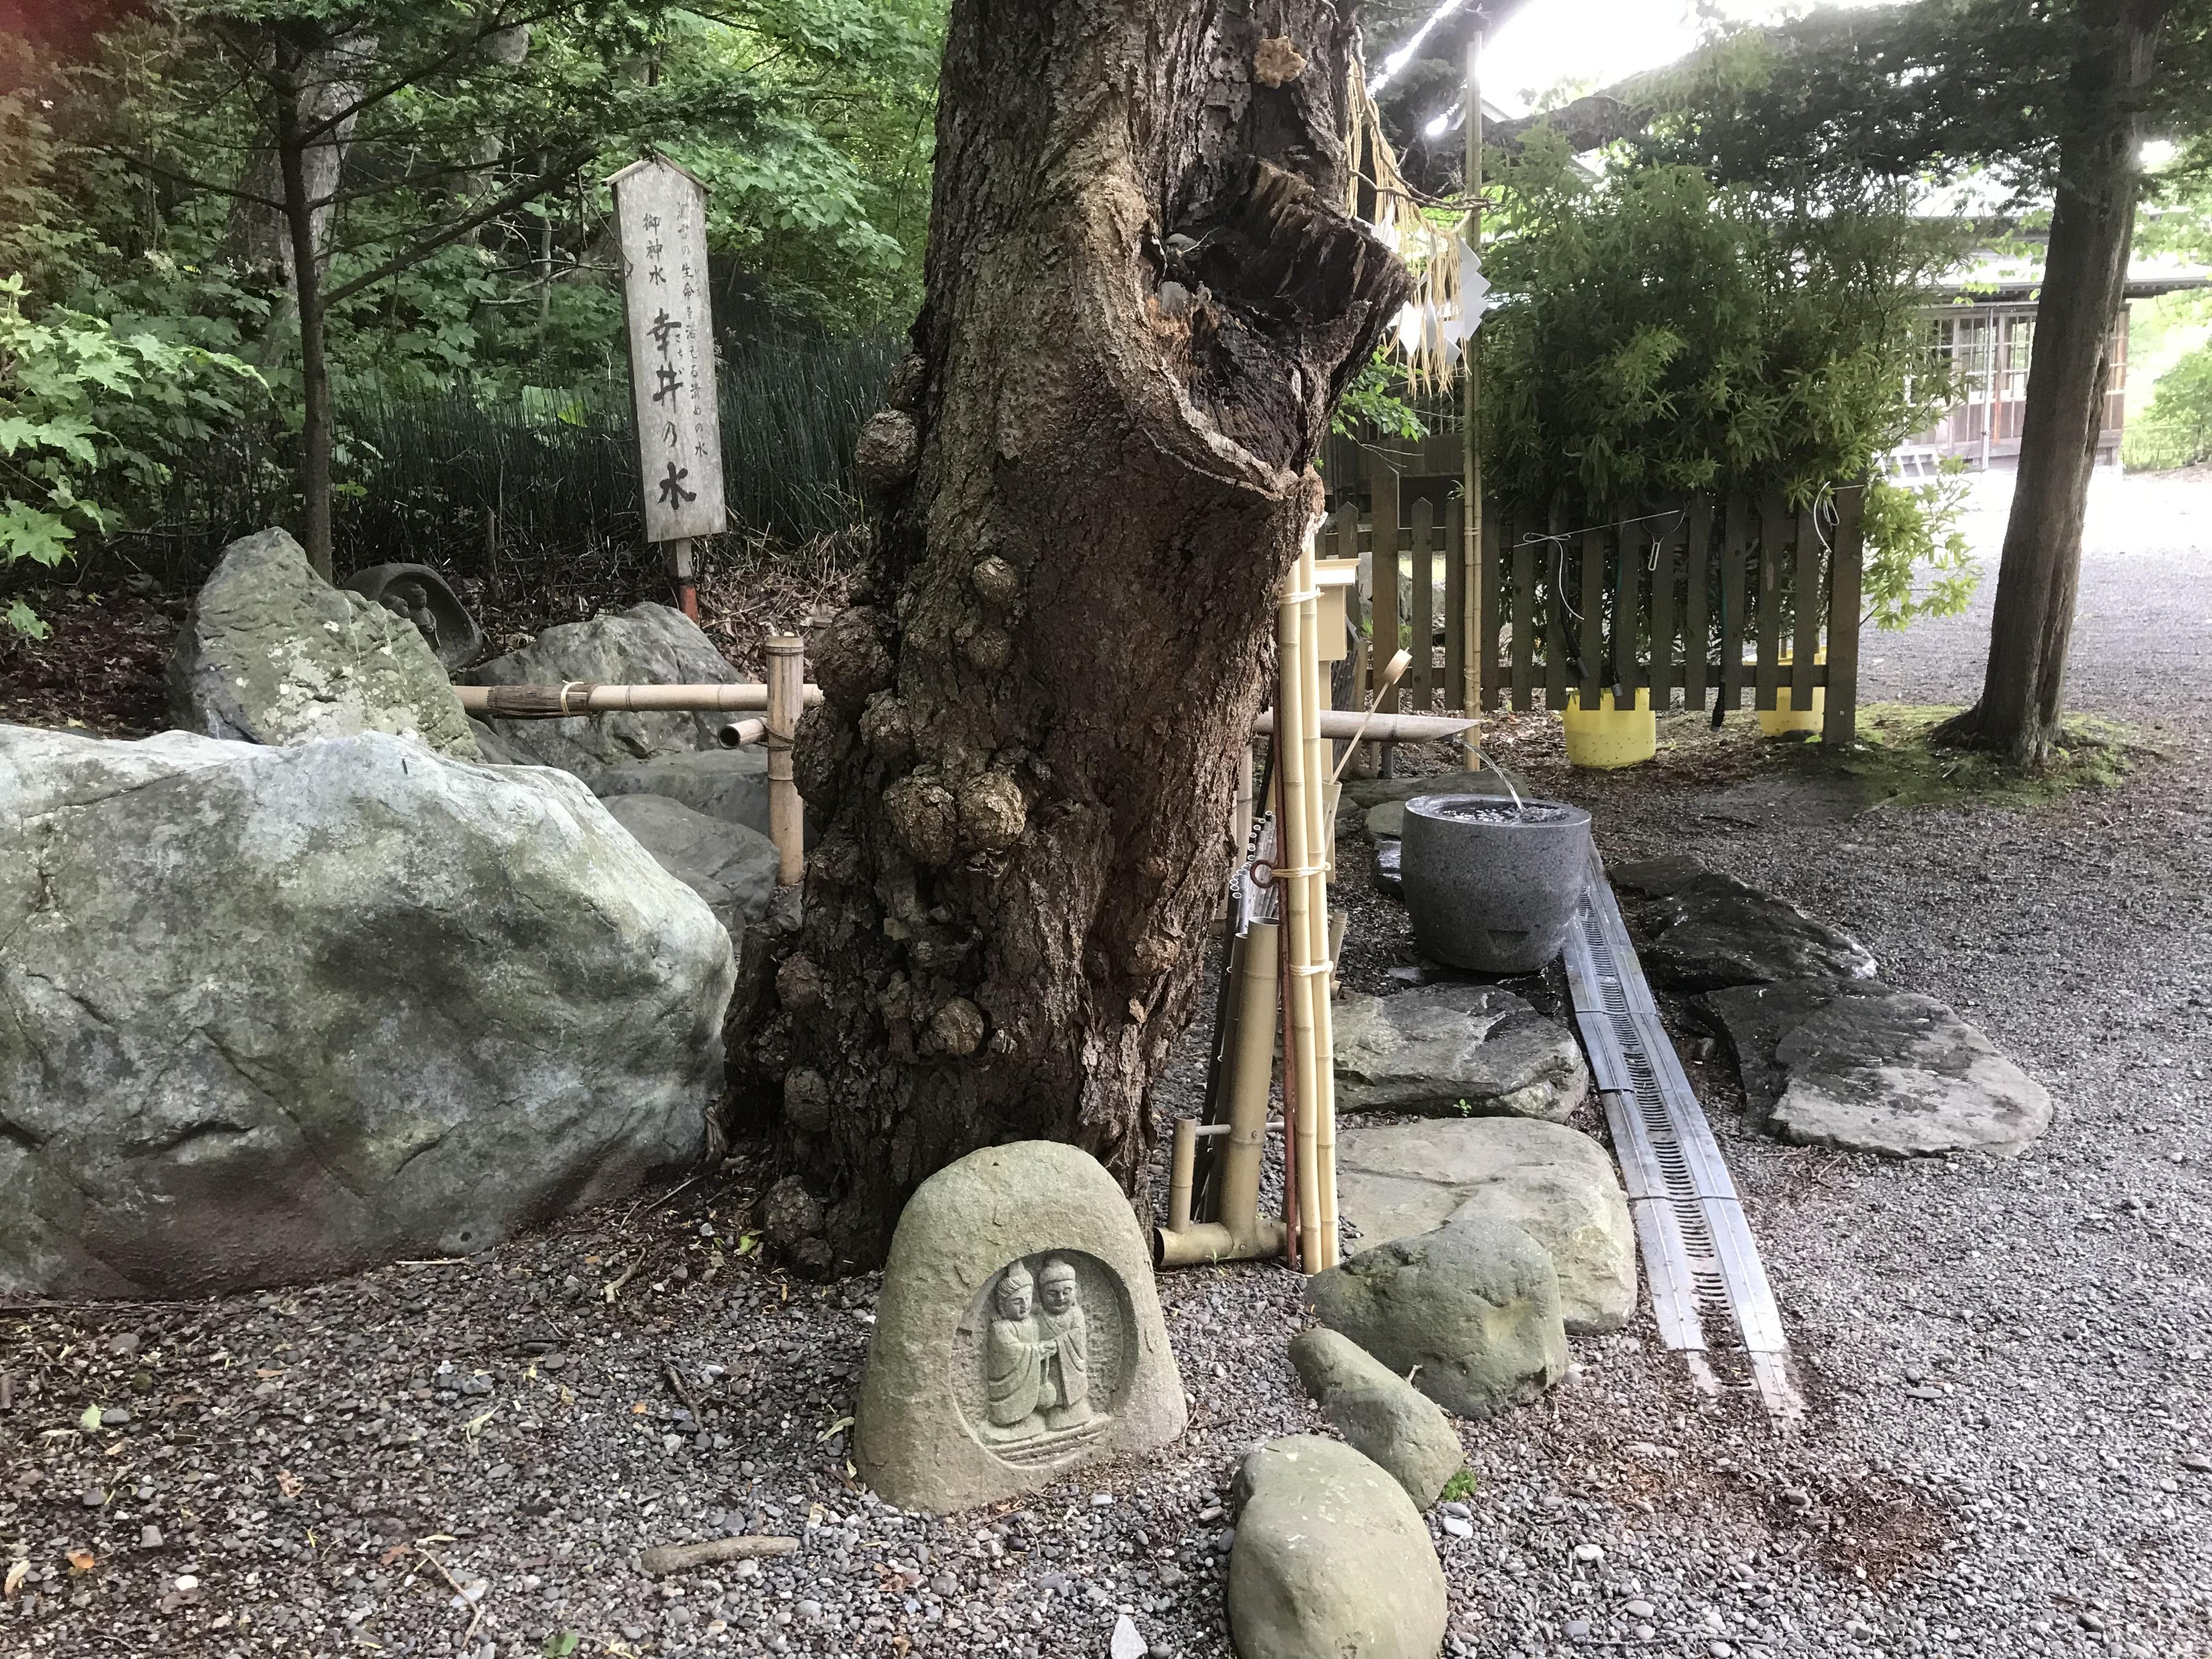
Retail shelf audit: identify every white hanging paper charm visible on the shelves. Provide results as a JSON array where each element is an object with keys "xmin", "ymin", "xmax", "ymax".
[{"xmin": 1455, "ymin": 236, "xmax": 1491, "ymax": 338}]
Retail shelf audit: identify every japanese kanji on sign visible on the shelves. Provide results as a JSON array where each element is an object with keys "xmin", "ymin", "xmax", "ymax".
[{"xmin": 608, "ymin": 156, "xmax": 727, "ymax": 549}]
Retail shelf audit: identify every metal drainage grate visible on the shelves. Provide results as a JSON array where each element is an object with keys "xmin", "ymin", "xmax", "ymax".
[{"xmin": 1563, "ymin": 853, "xmax": 1803, "ymax": 1420}]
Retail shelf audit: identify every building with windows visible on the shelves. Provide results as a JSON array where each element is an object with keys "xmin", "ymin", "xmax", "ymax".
[{"xmin": 1893, "ymin": 248, "xmax": 2208, "ymax": 474}]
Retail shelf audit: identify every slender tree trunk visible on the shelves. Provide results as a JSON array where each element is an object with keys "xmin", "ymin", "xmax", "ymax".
[
  {"xmin": 227, "ymin": 32, "xmax": 377, "ymax": 300},
  {"xmin": 274, "ymin": 42, "xmax": 337, "ymax": 578},
  {"xmin": 746, "ymin": 1, "xmax": 1409, "ymax": 1272},
  {"xmin": 1945, "ymin": 0, "xmax": 2168, "ymax": 765}
]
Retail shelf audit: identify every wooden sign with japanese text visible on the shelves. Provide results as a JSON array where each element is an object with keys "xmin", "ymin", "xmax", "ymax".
[{"xmin": 609, "ymin": 156, "xmax": 726, "ymax": 544}]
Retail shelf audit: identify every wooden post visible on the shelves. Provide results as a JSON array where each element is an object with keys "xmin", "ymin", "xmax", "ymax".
[
  {"xmin": 1461, "ymin": 25, "xmax": 1483, "ymax": 761},
  {"xmin": 765, "ymin": 633, "xmax": 804, "ymax": 887},
  {"xmin": 1822, "ymin": 480, "xmax": 1867, "ymax": 748},
  {"xmin": 666, "ymin": 536, "xmax": 697, "ymax": 619}
]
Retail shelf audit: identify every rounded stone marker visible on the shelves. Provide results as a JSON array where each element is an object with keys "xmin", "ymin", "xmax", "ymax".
[
  {"xmin": 854, "ymin": 1141, "xmax": 1186, "ymax": 1513},
  {"xmin": 1228, "ymin": 1436, "xmax": 1447, "ymax": 1659}
]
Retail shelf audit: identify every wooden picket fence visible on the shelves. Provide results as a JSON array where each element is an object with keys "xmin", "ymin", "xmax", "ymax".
[{"xmin": 1318, "ymin": 469, "xmax": 1868, "ymax": 749}]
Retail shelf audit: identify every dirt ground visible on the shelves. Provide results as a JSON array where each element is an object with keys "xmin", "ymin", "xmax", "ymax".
[{"xmin": 4, "ymin": 471, "xmax": 2210, "ymax": 1659}]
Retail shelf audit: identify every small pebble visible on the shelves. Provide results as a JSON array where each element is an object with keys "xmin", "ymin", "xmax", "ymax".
[
  {"xmin": 1573, "ymin": 1543, "xmax": 1605, "ymax": 1563},
  {"xmin": 1625, "ymin": 1599, "xmax": 1655, "ymax": 1619},
  {"xmin": 1440, "ymin": 1515, "xmax": 1473, "ymax": 1539}
]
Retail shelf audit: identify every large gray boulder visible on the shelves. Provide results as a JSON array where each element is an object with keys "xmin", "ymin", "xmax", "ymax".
[
  {"xmin": 167, "ymin": 528, "xmax": 478, "ymax": 759},
  {"xmin": 0, "ymin": 725, "xmax": 733, "ymax": 1299},
  {"xmin": 465, "ymin": 602, "xmax": 743, "ymax": 775},
  {"xmin": 1333, "ymin": 984, "xmax": 1588, "ymax": 1121},
  {"xmin": 1307, "ymin": 1215, "xmax": 1569, "ymax": 1420},
  {"xmin": 1705, "ymin": 977, "xmax": 2052, "ymax": 1157},
  {"xmin": 1288, "ymin": 1329, "xmax": 1466, "ymax": 1509},
  {"xmin": 854, "ymin": 1142, "xmax": 1186, "ymax": 1513},
  {"xmin": 1335, "ymin": 1118, "xmax": 1634, "ymax": 1334},
  {"xmin": 1644, "ymin": 872, "xmax": 1876, "ymax": 991},
  {"xmin": 1228, "ymin": 1436, "xmax": 1448, "ymax": 1659},
  {"xmin": 601, "ymin": 793, "xmax": 779, "ymax": 938},
  {"xmin": 594, "ymin": 747, "xmax": 773, "ymax": 837}
]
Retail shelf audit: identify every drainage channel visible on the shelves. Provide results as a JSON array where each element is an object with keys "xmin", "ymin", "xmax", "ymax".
[{"xmin": 1562, "ymin": 854, "xmax": 1804, "ymax": 1421}]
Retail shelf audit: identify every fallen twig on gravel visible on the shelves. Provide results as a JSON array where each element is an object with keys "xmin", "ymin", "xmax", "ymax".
[
  {"xmin": 637, "ymin": 1536, "xmax": 799, "ymax": 1577},
  {"xmin": 414, "ymin": 1545, "xmax": 484, "ymax": 1643}
]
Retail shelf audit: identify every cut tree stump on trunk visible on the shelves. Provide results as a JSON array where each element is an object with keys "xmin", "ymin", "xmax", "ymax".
[{"xmin": 740, "ymin": 2, "xmax": 1411, "ymax": 1273}]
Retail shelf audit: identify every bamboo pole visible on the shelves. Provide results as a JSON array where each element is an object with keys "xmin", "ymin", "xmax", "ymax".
[
  {"xmin": 1299, "ymin": 539, "xmax": 1340, "ymax": 1270},
  {"xmin": 456, "ymin": 681, "xmax": 823, "ymax": 718},
  {"xmin": 1273, "ymin": 763, "xmax": 1300, "ymax": 1267},
  {"xmin": 1156, "ymin": 921, "xmax": 1284, "ymax": 1267},
  {"xmin": 1232, "ymin": 744, "xmax": 1255, "ymax": 861},
  {"xmin": 1166, "ymin": 1119, "xmax": 1199, "ymax": 1234},
  {"xmin": 765, "ymin": 634, "xmax": 804, "ymax": 887},
  {"xmin": 1254, "ymin": 708, "xmax": 1472, "ymax": 741},
  {"xmin": 1277, "ymin": 557, "xmax": 1325, "ymax": 1274},
  {"xmin": 1462, "ymin": 26, "xmax": 1485, "ymax": 765}
]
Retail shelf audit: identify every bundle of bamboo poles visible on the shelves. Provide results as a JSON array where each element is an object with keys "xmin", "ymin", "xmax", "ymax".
[{"xmin": 1277, "ymin": 526, "xmax": 1340, "ymax": 1274}]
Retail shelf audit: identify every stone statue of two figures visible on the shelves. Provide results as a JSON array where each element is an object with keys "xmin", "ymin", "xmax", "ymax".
[{"xmin": 983, "ymin": 1256, "xmax": 1092, "ymax": 1443}]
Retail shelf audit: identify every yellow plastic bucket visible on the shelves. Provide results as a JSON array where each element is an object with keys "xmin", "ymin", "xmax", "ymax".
[
  {"xmin": 1758, "ymin": 650, "xmax": 1826, "ymax": 736},
  {"xmin": 1562, "ymin": 687, "xmax": 1656, "ymax": 769}
]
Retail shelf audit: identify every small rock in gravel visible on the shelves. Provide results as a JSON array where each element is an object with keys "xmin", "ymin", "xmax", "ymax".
[
  {"xmin": 1305, "ymin": 1216, "xmax": 1569, "ymax": 1420},
  {"xmin": 140, "ymin": 1525, "xmax": 162, "ymax": 1548},
  {"xmin": 1440, "ymin": 1515, "xmax": 1473, "ymax": 1539},
  {"xmin": 1624, "ymin": 1599, "xmax": 1656, "ymax": 1619},
  {"xmin": 2181, "ymin": 1452, "xmax": 2212, "ymax": 1473},
  {"xmin": 1288, "ymin": 1328, "xmax": 1465, "ymax": 1509},
  {"xmin": 1109, "ymin": 1614, "xmax": 1147, "ymax": 1659},
  {"xmin": 1573, "ymin": 1543, "xmax": 1605, "ymax": 1562}
]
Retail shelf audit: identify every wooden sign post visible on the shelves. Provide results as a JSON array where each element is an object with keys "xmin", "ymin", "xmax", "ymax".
[{"xmin": 609, "ymin": 156, "xmax": 726, "ymax": 618}]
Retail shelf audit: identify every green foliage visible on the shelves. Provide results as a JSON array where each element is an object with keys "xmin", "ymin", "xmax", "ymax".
[
  {"xmin": 1332, "ymin": 351, "xmax": 1429, "ymax": 441},
  {"xmin": 0, "ymin": 275, "xmax": 261, "ymax": 635},
  {"xmin": 2124, "ymin": 339, "xmax": 2212, "ymax": 471},
  {"xmin": 1438, "ymin": 1468, "xmax": 1479, "ymax": 1502},
  {"xmin": 1860, "ymin": 467, "xmax": 1979, "ymax": 632},
  {"xmin": 540, "ymin": 1632, "xmax": 582, "ymax": 1658},
  {"xmin": 1634, "ymin": 2, "xmax": 2212, "ymax": 206},
  {"xmin": 1480, "ymin": 134, "xmax": 1966, "ymax": 520}
]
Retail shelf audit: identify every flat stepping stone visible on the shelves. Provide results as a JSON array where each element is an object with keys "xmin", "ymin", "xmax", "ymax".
[
  {"xmin": 1610, "ymin": 852, "xmax": 1708, "ymax": 896},
  {"xmin": 1703, "ymin": 977, "xmax": 2052, "ymax": 1157},
  {"xmin": 1333, "ymin": 984, "xmax": 1588, "ymax": 1121},
  {"xmin": 1335, "ymin": 1118, "xmax": 1634, "ymax": 1333},
  {"xmin": 1644, "ymin": 872, "xmax": 1876, "ymax": 990}
]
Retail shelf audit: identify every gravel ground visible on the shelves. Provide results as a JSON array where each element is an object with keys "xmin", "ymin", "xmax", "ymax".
[{"xmin": 6, "ymin": 472, "xmax": 2211, "ymax": 1659}]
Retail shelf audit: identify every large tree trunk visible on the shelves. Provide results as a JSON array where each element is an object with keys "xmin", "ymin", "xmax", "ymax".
[
  {"xmin": 1944, "ymin": 0, "xmax": 2169, "ymax": 765},
  {"xmin": 748, "ymin": 1, "xmax": 1409, "ymax": 1273},
  {"xmin": 273, "ymin": 38, "xmax": 340, "ymax": 579}
]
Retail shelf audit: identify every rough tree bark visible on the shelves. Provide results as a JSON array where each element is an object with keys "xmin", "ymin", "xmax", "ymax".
[
  {"xmin": 1940, "ymin": 0, "xmax": 2171, "ymax": 765},
  {"xmin": 748, "ymin": 0, "xmax": 1410, "ymax": 1273},
  {"xmin": 272, "ymin": 36, "xmax": 341, "ymax": 580}
]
